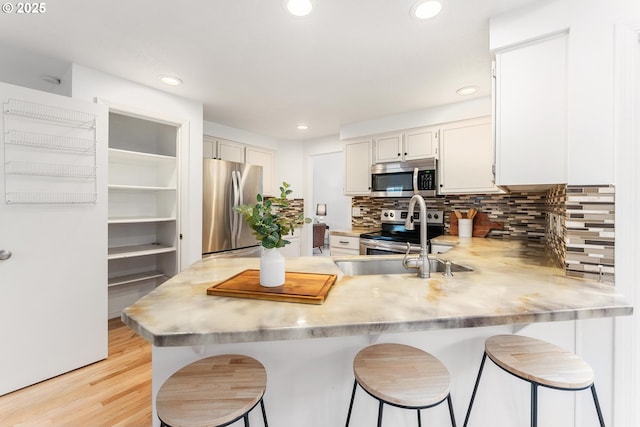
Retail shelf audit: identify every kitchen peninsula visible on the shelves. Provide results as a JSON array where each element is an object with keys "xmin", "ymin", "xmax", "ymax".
[{"xmin": 123, "ymin": 238, "xmax": 632, "ymax": 426}]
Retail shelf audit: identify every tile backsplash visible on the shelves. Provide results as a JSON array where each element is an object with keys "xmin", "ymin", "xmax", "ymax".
[
  {"xmin": 565, "ymin": 185, "xmax": 615, "ymax": 283},
  {"xmin": 352, "ymin": 184, "xmax": 615, "ymax": 282},
  {"xmin": 351, "ymin": 191, "xmax": 549, "ymax": 242}
]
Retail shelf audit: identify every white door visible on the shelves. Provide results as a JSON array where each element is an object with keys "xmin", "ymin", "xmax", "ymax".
[{"xmin": 0, "ymin": 82, "xmax": 108, "ymax": 396}]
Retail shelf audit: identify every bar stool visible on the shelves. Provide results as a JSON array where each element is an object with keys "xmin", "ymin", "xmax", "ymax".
[
  {"xmin": 156, "ymin": 354, "xmax": 269, "ymax": 427},
  {"xmin": 464, "ymin": 334, "xmax": 605, "ymax": 427},
  {"xmin": 345, "ymin": 343, "xmax": 457, "ymax": 427}
]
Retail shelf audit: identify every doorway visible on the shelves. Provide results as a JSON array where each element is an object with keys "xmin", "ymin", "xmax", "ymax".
[{"xmin": 312, "ymin": 151, "xmax": 351, "ymax": 254}]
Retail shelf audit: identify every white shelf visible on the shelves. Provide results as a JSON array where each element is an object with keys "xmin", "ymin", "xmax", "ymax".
[
  {"xmin": 108, "ymin": 184, "xmax": 176, "ymax": 191},
  {"xmin": 108, "ymin": 271, "xmax": 168, "ymax": 288},
  {"xmin": 108, "ymin": 147, "xmax": 175, "ymax": 162},
  {"xmin": 108, "ymin": 216, "xmax": 176, "ymax": 224},
  {"xmin": 107, "ymin": 243, "xmax": 176, "ymax": 260}
]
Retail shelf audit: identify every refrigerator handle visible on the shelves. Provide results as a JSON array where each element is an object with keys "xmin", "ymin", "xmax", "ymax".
[
  {"xmin": 237, "ymin": 171, "xmax": 245, "ymax": 238},
  {"xmin": 231, "ymin": 170, "xmax": 240, "ymax": 247}
]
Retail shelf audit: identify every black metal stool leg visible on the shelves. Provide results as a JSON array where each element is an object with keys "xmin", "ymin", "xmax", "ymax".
[
  {"xmin": 417, "ymin": 408, "xmax": 422, "ymax": 427},
  {"xmin": 591, "ymin": 384, "xmax": 606, "ymax": 427},
  {"xmin": 243, "ymin": 412, "xmax": 250, "ymax": 427},
  {"xmin": 377, "ymin": 400, "xmax": 384, "ymax": 427},
  {"xmin": 447, "ymin": 394, "xmax": 457, "ymax": 427},
  {"xmin": 260, "ymin": 398, "xmax": 269, "ymax": 427},
  {"xmin": 345, "ymin": 380, "xmax": 358, "ymax": 427},
  {"xmin": 530, "ymin": 382, "xmax": 538, "ymax": 427},
  {"xmin": 463, "ymin": 352, "xmax": 487, "ymax": 426}
]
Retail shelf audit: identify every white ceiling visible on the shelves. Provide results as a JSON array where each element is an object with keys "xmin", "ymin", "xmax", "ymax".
[{"xmin": 0, "ymin": 0, "xmax": 535, "ymax": 141}]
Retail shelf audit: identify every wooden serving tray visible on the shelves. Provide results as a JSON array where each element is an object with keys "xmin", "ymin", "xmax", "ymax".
[{"xmin": 206, "ymin": 269, "xmax": 337, "ymax": 305}]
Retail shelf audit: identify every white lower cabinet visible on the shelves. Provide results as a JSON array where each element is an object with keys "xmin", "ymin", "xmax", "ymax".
[
  {"xmin": 329, "ymin": 234, "xmax": 360, "ymax": 256},
  {"xmin": 438, "ymin": 116, "xmax": 500, "ymax": 194},
  {"xmin": 107, "ymin": 112, "xmax": 180, "ymax": 318}
]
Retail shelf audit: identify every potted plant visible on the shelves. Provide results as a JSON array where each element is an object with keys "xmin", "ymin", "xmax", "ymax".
[{"xmin": 233, "ymin": 182, "xmax": 311, "ymax": 286}]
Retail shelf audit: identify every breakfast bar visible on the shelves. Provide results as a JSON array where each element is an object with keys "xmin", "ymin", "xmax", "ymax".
[{"xmin": 122, "ymin": 237, "xmax": 632, "ymax": 426}]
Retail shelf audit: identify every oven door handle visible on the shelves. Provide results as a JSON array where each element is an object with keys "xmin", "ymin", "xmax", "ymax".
[{"xmin": 360, "ymin": 239, "xmax": 421, "ymax": 255}]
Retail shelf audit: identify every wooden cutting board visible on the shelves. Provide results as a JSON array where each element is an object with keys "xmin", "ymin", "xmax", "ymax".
[
  {"xmin": 450, "ymin": 212, "xmax": 504, "ymax": 237},
  {"xmin": 207, "ymin": 269, "xmax": 337, "ymax": 305}
]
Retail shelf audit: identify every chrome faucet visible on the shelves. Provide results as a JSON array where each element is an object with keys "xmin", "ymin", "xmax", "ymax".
[{"xmin": 402, "ymin": 194, "xmax": 430, "ymax": 278}]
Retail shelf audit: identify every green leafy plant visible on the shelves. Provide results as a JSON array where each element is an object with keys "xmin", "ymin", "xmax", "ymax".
[{"xmin": 233, "ymin": 182, "xmax": 312, "ymax": 249}]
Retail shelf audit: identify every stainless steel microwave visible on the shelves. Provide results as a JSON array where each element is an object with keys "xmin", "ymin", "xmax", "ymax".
[{"xmin": 370, "ymin": 158, "xmax": 437, "ymax": 197}]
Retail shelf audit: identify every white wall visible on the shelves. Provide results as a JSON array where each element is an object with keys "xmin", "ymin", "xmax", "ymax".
[
  {"xmin": 612, "ymin": 22, "xmax": 640, "ymax": 426},
  {"xmin": 70, "ymin": 64, "xmax": 204, "ymax": 268},
  {"xmin": 340, "ymin": 96, "xmax": 491, "ymax": 140},
  {"xmin": 203, "ymin": 120, "xmax": 279, "ymax": 150}
]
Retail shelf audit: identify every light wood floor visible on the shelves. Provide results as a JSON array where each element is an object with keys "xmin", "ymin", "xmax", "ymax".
[{"xmin": 0, "ymin": 319, "xmax": 152, "ymax": 427}]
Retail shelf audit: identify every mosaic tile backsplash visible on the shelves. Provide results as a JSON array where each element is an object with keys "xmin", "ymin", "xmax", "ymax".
[
  {"xmin": 352, "ymin": 185, "xmax": 615, "ymax": 282},
  {"xmin": 565, "ymin": 185, "xmax": 615, "ymax": 283}
]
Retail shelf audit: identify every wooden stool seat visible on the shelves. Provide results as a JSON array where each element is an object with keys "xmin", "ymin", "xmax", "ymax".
[
  {"xmin": 346, "ymin": 343, "xmax": 457, "ymax": 426},
  {"xmin": 464, "ymin": 334, "xmax": 604, "ymax": 427},
  {"xmin": 485, "ymin": 334, "xmax": 594, "ymax": 390},
  {"xmin": 157, "ymin": 354, "xmax": 268, "ymax": 427},
  {"xmin": 354, "ymin": 343, "xmax": 452, "ymax": 408}
]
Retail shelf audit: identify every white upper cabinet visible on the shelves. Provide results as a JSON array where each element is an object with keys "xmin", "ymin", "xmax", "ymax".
[
  {"xmin": 245, "ymin": 146, "xmax": 275, "ymax": 197},
  {"xmin": 374, "ymin": 133, "xmax": 403, "ymax": 162},
  {"xmin": 403, "ymin": 127, "xmax": 438, "ymax": 161},
  {"xmin": 438, "ymin": 116, "xmax": 500, "ymax": 194},
  {"xmin": 203, "ymin": 135, "xmax": 245, "ymax": 163},
  {"xmin": 494, "ymin": 32, "xmax": 568, "ymax": 189},
  {"xmin": 374, "ymin": 127, "xmax": 438, "ymax": 163},
  {"xmin": 344, "ymin": 139, "xmax": 372, "ymax": 195},
  {"xmin": 203, "ymin": 135, "xmax": 275, "ymax": 196}
]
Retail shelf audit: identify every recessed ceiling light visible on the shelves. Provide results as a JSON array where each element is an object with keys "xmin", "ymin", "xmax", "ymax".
[
  {"xmin": 159, "ymin": 74, "xmax": 183, "ymax": 86},
  {"xmin": 456, "ymin": 86, "xmax": 478, "ymax": 96},
  {"xmin": 297, "ymin": 124, "xmax": 309, "ymax": 130},
  {"xmin": 411, "ymin": 0, "xmax": 442, "ymax": 20},
  {"xmin": 284, "ymin": 0, "xmax": 315, "ymax": 16}
]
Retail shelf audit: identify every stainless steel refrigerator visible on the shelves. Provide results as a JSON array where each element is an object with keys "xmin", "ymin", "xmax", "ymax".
[{"xmin": 202, "ymin": 159, "xmax": 263, "ymax": 257}]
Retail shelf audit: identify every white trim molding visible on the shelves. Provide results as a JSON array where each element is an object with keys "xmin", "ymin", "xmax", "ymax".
[{"xmin": 613, "ymin": 23, "xmax": 640, "ymax": 427}]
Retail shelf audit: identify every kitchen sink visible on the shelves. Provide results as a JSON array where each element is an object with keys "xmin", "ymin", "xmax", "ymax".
[{"xmin": 334, "ymin": 257, "xmax": 472, "ymax": 276}]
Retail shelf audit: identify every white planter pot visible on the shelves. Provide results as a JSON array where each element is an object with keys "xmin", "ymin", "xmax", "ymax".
[{"xmin": 260, "ymin": 247, "xmax": 285, "ymax": 287}]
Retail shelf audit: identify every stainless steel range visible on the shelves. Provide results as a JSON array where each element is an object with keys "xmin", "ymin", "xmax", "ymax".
[{"xmin": 359, "ymin": 209, "xmax": 445, "ymax": 255}]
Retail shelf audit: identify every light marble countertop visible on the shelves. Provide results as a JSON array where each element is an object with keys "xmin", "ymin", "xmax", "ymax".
[
  {"xmin": 328, "ymin": 227, "xmax": 375, "ymax": 237},
  {"xmin": 121, "ymin": 238, "xmax": 632, "ymax": 347}
]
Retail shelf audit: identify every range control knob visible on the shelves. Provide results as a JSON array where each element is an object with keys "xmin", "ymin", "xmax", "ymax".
[
  {"xmin": 389, "ymin": 211, "xmax": 394, "ymax": 218},
  {"xmin": 433, "ymin": 213, "xmax": 439, "ymax": 219}
]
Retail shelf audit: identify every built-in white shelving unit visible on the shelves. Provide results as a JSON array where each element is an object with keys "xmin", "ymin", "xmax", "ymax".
[{"xmin": 107, "ymin": 112, "xmax": 179, "ymax": 305}]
